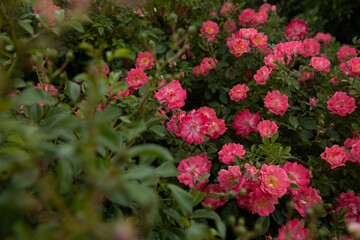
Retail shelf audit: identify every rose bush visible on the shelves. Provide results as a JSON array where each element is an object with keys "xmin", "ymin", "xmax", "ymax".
[{"xmin": 1, "ymin": 0, "xmax": 360, "ymax": 239}]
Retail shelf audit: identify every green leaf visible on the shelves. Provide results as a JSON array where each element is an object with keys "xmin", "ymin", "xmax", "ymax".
[
  {"xmin": 190, "ymin": 188, "xmax": 207, "ymax": 207},
  {"xmin": 150, "ymin": 125, "xmax": 167, "ymax": 137},
  {"xmin": 155, "ymin": 162, "xmax": 179, "ymax": 177},
  {"xmin": 96, "ymin": 125, "xmax": 120, "ymax": 150},
  {"xmin": 54, "ymin": 9, "xmax": 65, "ymax": 24},
  {"xmin": 255, "ymin": 216, "xmax": 270, "ymax": 236},
  {"xmin": 66, "ymin": 21, "xmax": 84, "ymax": 32},
  {"xmin": 168, "ymin": 184, "xmax": 193, "ymax": 215},
  {"xmin": 290, "ymin": 183, "xmax": 300, "ymax": 190},
  {"xmin": 271, "ymin": 132, "xmax": 279, "ymax": 143},
  {"xmin": 191, "ymin": 209, "xmax": 226, "ymax": 238},
  {"xmin": 18, "ymin": 20, "xmax": 34, "ymax": 35},
  {"xmin": 57, "ymin": 158, "xmax": 73, "ymax": 194},
  {"xmin": 12, "ymin": 87, "xmax": 57, "ymax": 106},
  {"xmin": 289, "ymin": 116, "xmax": 299, "ymax": 129},
  {"xmin": 98, "ymin": 27, "xmax": 104, "ymax": 35},
  {"xmin": 123, "ymin": 165, "xmax": 155, "ymax": 180},
  {"xmin": 115, "ymin": 48, "xmax": 135, "ymax": 61},
  {"xmin": 67, "ymin": 81, "xmax": 80, "ymax": 102},
  {"xmin": 44, "ymin": 106, "xmax": 71, "ymax": 128},
  {"xmin": 128, "ymin": 144, "xmax": 174, "ymax": 162},
  {"xmin": 185, "ymin": 223, "xmax": 210, "ymax": 240},
  {"xmin": 271, "ymin": 208, "xmax": 284, "ymax": 226},
  {"xmin": 37, "ymin": 14, "xmax": 49, "ymax": 28}
]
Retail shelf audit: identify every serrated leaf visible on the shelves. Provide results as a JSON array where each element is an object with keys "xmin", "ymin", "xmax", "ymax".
[{"xmin": 168, "ymin": 184, "xmax": 193, "ymax": 215}]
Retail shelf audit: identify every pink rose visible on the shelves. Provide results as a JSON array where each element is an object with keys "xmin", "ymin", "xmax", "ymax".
[{"xmin": 321, "ymin": 145, "xmax": 348, "ymax": 169}]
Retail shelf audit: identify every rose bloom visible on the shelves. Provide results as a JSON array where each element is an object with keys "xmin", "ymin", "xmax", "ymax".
[
  {"xmin": 248, "ymin": 190, "xmax": 279, "ymax": 216},
  {"xmin": 154, "ymin": 80, "xmax": 187, "ymax": 111},
  {"xmin": 223, "ymin": 20, "xmax": 236, "ymax": 33},
  {"xmin": 200, "ymin": 57, "xmax": 217, "ymax": 71},
  {"xmin": 125, "ymin": 68, "xmax": 148, "ymax": 90},
  {"xmin": 264, "ymin": 54, "xmax": 285, "ymax": 70},
  {"xmin": 229, "ymin": 84, "xmax": 249, "ymax": 101},
  {"xmin": 244, "ymin": 163, "xmax": 258, "ymax": 178},
  {"xmin": 232, "ymin": 109, "xmax": 261, "ymax": 137},
  {"xmin": 309, "ymin": 56, "xmax": 330, "ymax": 72},
  {"xmin": 218, "ymin": 143, "xmax": 245, "ymax": 165},
  {"xmin": 230, "ymin": 38, "xmax": 251, "ymax": 57},
  {"xmin": 179, "ymin": 110, "xmax": 209, "ymax": 144},
  {"xmin": 347, "ymin": 57, "xmax": 360, "ymax": 76},
  {"xmin": 297, "ymin": 69, "xmax": 314, "ymax": 83},
  {"xmin": 293, "ymin": 186, "xmax": 322, "ymax": 217},
  {"xmin": 33, "ymin": 0, "xmax": 60, "ymax": 27},
  {"xmin": 202, "ymin": 184, "xmax": 228, "ymax": 210},
  {"xmin": 239, "ymin": 8, "xmax": 255, "ymax": 25},
  {"xmin": 193, "ymin": 65, "xmax": 209, "ymax": 77},
  {"xmin": 330, "ymin": 77, "xmax": 340, "ymax": 85},
  {"xmin": 177, "ymin": 153, "xmax": 211, "ymax": 188},
  {"xmin": 337, "ymin": 45, "xmax": 358, "ymax": 62},
  {"xmin": 321, "ymin": 145, "xmax": 348, "ymax": 169},
  {"xmin": 285, "ymin": 19, "xmax": 308, "ymax": 40},
  {"xmin": 309, "ymin": 97, "xmax": 316, "ymax": 106},
  {"xmin": 237, "ymin": 28, "xmax": 258, "ymax": 40},
  {"xmin": 258, "ymin": 164, "xmax": 290, "ymax": 198},
  {"xmin": 36, "ymin": 83, "xmax": 58, "ymax": 96},
  {"xmin": 302, "ymin": 38, "xmax": 320, "ymax": 58},
  {"xmin": 336, "ymin": 190, "xmax": 360, "ymax": 223},
  {"xmin": 166, "ymin": 110, "xmax": 186, "ymax": 137},
  {"xmin": 259, "ymin": 3, "xmax": 271, "ymax": 13},
  {"xmin": 257, "ymin": 120, "xmax": 278, "ymax": 138},
  {"xmin": 282, "ymin": 162, "xmax": 312, "ymax": 194},
  {"xmin": 200, "ymin": 21, "xmax": 219, "ymax": 39},
  {"xmin": 327, "ymin": 92, "xmax": 357, "ymax": 116},
  {"xmin": 254, "ymin": 66, "xmax": 271, "ymax": 85},
  {"xmin": 252, "ymin": 11, "xmax": 268, "ymax": 26},
  {"xmin": 109, "ymin": 82, "xmax": 134, "ymax": 99},
  {"xmin": 278, "ymin": 219, "xmax": 310, "ymax": 240},
  {"xmin": 250, "ymin": 32, "xmax": 268, "ymax": 49},
  {"xmin": 264, "ymin": 90, "xmax": 290, "ymax": 116},
  {"xmin": 135, "ymin": 51, "xmax": 154, "ymax": 70},
  {"xmin": 197, "ymin": 107, "xmax": 227, "ymax": 140},
  {"xmin": 220, "ymin": 2, "xmax": 233, "ymax": 16},
  {"xmin": 218, "ymin": 165, "xmax": 242, "ymax": 191},
  {"xmin": 314, "ymin": 32, "xmax": 332, "ymax": 46}
]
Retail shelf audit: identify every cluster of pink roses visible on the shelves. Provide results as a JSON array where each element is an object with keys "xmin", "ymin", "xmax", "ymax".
[
  {"xmin": 166, "ymin": 107, "xmax": 226, "ymax": 144},
  {"xmin": 177, "ymin": 152, "xmax": 321, "ymax": 217},
  {"xmin": 321, "ymin": 131, "xmax": 360, "ymax": 169},
  {"xmin": 124, "ymin": 51, "xmax": 153, "ymax": 91},
  {"xmin": 337, "ymin": 46, "xmax": 360, "ymax": 77},
  {"xmin": 154, "ymin": 80, "xmax": 187, "ymax": 112},
  {"xmin": 335, "ymin": 190, "xmax": 360, "ymax": 223},
  {"xmin": 238, "ymin": 8, "xmax": 268, "ymax": 27},
  {"xmin": 231, "ymin": 109, "xmax": 279, "ymax": 138},
  {"xmin": 193, "ymin": 57, "xmax": 218, "ymax": 77},
  {"xmin": 226, "ymin": 27, "xmax": 268, "ymax": 58}
]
